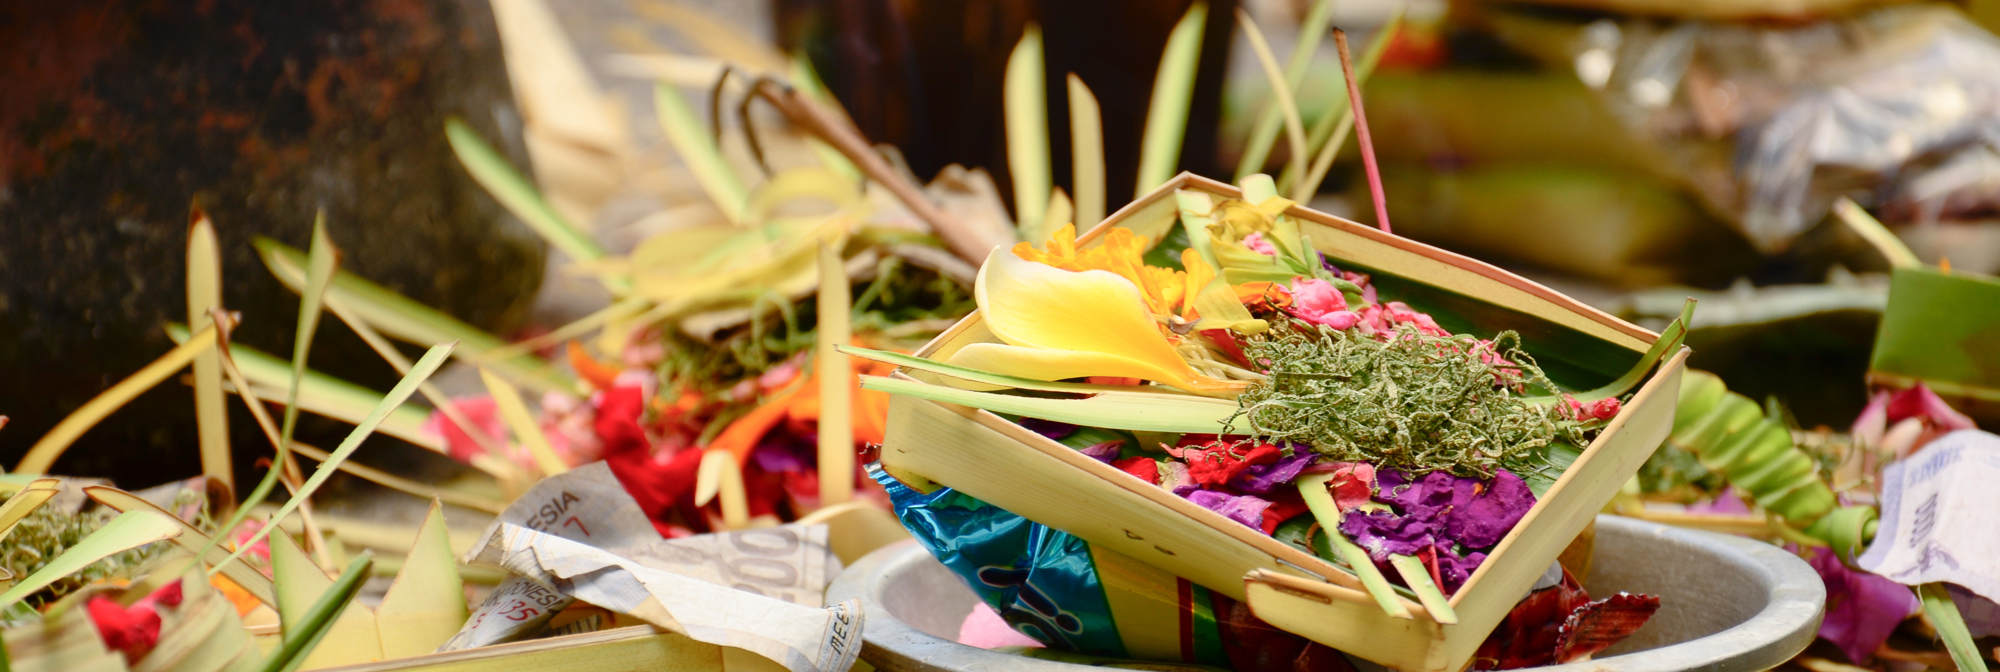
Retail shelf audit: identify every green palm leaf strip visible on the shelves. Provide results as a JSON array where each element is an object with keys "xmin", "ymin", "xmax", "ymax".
[
  {"xmin": 1234, "ymin": 0, "xmax": 1334, "ymax": 181},
  {"xmin": 1135, "ymin": 2, "xmax": 1209, "ymax": 196},
  {"xmin": 1918, "ymin": 583, "xmax": 1986, "ymax": 672},
  {"xmin": 259, "ymin": 553, "xmax": 376, "ymax": 672},
  {"xmin": 0, "ymin": 510, "xmax": 182, "ymax": 610},
  {"xmin": 1296, "ymin": 473, "xmax": 1410, "ymax": 618},
  {"xmin": 859, "ymin": 375, "xmax": 1243, "ymax": 434},
  {"xmin": 838, "ymin": 345, "xmax": 1193, "ymax": 395},
  {"xmin": 1006, "ymin": 25, "xmax": 1052, "ymax": 240},
  {"xmin": 445, "ymin": 118, "xmax": 610, "ymax": 263}
]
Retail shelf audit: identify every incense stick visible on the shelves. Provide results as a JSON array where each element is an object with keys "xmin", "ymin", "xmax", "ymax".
[{"xmin": 1334, "ymin": 29, "xmax": 1391, "ymax": 234}]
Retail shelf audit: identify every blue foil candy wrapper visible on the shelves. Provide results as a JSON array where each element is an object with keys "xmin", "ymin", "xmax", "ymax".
[{"xmin": 871, "ymin": 464, "xmax": 1359, "ymax": 672}]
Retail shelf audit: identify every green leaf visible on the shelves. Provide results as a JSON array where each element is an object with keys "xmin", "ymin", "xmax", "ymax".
[
  {"xmin": 1918, "ymin": 583, "xmax": 1986, "ymax": 672},
  {"xmin": 654, "ymin": 83, "xmax": 750, "ymax": 225},
  {"xmin": 1234, "ymin": 0, "xmax": 1334, "ymax": 181},
  {"xmin": 1067, "ymin": 74, "xmax": 1106, "ymax": 231},
  {"xmin": 255, "ymin": 237, "xmax": 571, "ymax": 392},
  {"xmin": 261, "ymin": 553, "xmax": 376, "ymax": 672},
  {"xmin": 1539, "ymin": 299, "xmax": 1692, "ymax": 404},
  {"xmin": 0, "ymin": 510, "xmax": 182, "ymax": 610},
  {"xmin": 218, "ymin": 343, "xmax": 457, "ymax": 571},
  {"xmin": 838, "ymin": 345, "xmax": 1186, "ymax": 395},
  {"xmin": 859, "ymin": 375, "xmax": 1244, "ymax": 434},
  {"xmin": 1134, "ymin": 2, "xmax": 1208, "ymax": 197},
  {"xmin": 1296, "ymin": 474, "xmax": 1410, "ymax": 618},
  {"xmin": 1871, "ymin": 266, "xmax": 2000, "ymax": 404},
  {"xmin": 1005, "ymin": 25, "xmax": 1051, "ymax": 240},
  {"xmin": 444, "ymin": 118, "xmax": 610, "ymax": 262}
]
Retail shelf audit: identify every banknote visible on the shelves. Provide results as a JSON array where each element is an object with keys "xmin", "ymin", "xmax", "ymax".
[
  {"xmin": 1857, "ymin": 429, "xmax": 2000, "ymax": 604},
  {"xmin": 476, "ymin": 523, "xmax": 863, "ymax": 672},
  {"xmin": 440, "ymin": 463, "xmax": 662, "ymax": 652},
  {"xmin": 611, "ymin": 524, "xmax": 841, "ymax": 608}
]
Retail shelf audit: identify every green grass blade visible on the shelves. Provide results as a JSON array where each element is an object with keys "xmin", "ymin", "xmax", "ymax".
[
  {"xmin": 166, "ymin": 324, "xmax": 437, "ymax": 450},
  {"xmin": 216, "ymin": 343, "xmax": 457, "ymax": 572},
  {"xmin": 1919, "ymin": 583, "xmax": 1986, "ymax": 672},
  {"xmin": 188, "ymin": 207, "xmax": 233, "ymax": 496},
  {"xmin": 1134, "ymin": 1, "xmax": 1208, "ymax": 197},
  {"xmin": 1006, "ymin": 25, "xmax": 1052, "ymax": 241},
  {"xmin": 1833, "ymin": 197, "xmax": 1921, "ymax": 269},
  {"xmin": 1388, "ymin": 554, "xmax": 1458, "ymax": 624},
  {"xmin": 260, "ymin": 553, "xmax": 375, "ymax": 672},
  {"xmin": 1234, "ymin": 0, "xmax": 1334, "ymax": 181},
  {"xmin": 1296, "ymin": 474, "xmax": 1411, "ymax": 618},
  {"xmin": 1237, "ymin": 10, "xmax": 1308, "ymax": 194},
  {"xmin": 859, "ymin": 375, "xmax": 1242, "ymax": 433},
  {"xmin": 444, "ymin": 118, "xmax": 608, "ymax": 262},
  {"xmin": 1288, "ymin": 12, "xmax": 1400, "ymax": 199},
  {"xmin": 1066, "ymin": 74, "xmax": 1107, "ymax": 231},
  {"xmin": 256, "ymin": 237, "xmax": 572, "ymax": 392},
  {"xmin": 654, "ymin": 83, "xmax": 750, "ymax": 224},
  {"xmin": 838, "ymin": 345, "xmax": 1190, "ymax": 395},
  {"xmin": 0, "ymin": 510, "xmax": 182, "ymax": 610}
]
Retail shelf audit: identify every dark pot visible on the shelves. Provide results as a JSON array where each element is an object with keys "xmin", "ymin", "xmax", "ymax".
[{"xmin": 0, "ymin": 0, "xmax": 544, "ymax": 487}]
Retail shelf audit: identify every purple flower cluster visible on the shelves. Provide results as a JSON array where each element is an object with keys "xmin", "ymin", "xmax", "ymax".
[{"xmin": 1339, "ymin": 469, "xmax": 1537, "ymax": 593}]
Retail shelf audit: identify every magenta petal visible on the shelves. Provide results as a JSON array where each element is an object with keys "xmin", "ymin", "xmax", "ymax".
[
  {"xmin": 1886, "ymin": 385, "xmax": 1976, "ymax": 433},
  {"xmin": 1078, "ymin": 441, "xmax": 1123, "ymax": 464},
  {"xmin": 1808, "ymin": 547, "xmax": 1920, "ymax": 663},
  {"xmin": 1445, "ymin": 469, "xmax": 1536, "ymax": 549},
  {"xmin": 1185, "ymin": 490, "xmax": 1274, "ymax": 530}
]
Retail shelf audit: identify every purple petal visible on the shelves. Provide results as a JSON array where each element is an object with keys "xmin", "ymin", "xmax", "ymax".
[
  {"xmin": 1435, "ymin": 547, "xmax": 1488, "ymax": 594},
  {"xmin": 1185, "ymin": 490, "xmax": 1273, "ymax": 530},
  {"xmin": 1159, "ymin": 461, "xmax": 1198, "ymax": 496},
  {"xmin": 1016, "ymin": 418, "xmax": 1078, "ymax": 441},
  {"xmin": 1338, "ymin": 508, "xmax": 1438, "ymax": 560},
  {"xmin": 1687, "ymin": 485, "xmax": 1752, "ymax": 515},
  {"xmin": 1444, "ymin": 469, "xmax": 1536, "ymax": 549},
  {"xmin": 1078, "ymin": 441, "xmax": 1123, "ymax": 464},
  {"xmin": 1380, "ymin": 471, "xmax": 1458, "ymax": 520},
  {"xmin": 1231, "ymin": 452, "xmax": 1319, "ymax": 496},
  {"xmin": 1808, "ymin": 547, "xmax": 1921, "ymax": 663}
]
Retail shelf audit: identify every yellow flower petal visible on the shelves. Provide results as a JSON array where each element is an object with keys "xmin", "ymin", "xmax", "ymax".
[{"xmin": 968, "ymin": 248, "xmax": 1247, "ymax": 396}]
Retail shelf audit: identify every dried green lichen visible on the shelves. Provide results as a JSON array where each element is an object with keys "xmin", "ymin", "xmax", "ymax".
[{"xmin": 1229, "ymin": 319, "xmax": 1592, "ymax": 477}]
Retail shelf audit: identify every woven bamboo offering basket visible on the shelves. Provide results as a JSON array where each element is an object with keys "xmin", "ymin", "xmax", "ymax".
[{"xmin": 878, "ymin": 173, "xmax": 1690, "ymax": 672}]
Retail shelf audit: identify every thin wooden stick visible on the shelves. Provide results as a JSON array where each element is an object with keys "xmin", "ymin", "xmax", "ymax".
[
  {"xmin": 1334, "ymin": 29, "xmax": 1391, "ymax": 234},
  {"xmin": 751, "ymin": 79, "xmax": 993, "ymax": 265}
]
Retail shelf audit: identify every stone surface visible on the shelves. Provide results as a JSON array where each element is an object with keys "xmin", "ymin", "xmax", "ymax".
[{"xmin": 0, "ymin": 0, "xmax": 545, "ymax": 486}]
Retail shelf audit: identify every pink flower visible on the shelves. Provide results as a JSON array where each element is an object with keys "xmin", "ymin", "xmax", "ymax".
[
  {"xmin": 1852, "ymin": 385, "xmax": 1976, "ymax": 458},
  {"xmin": 1806, "ymin": 546, "xmax": 1920, "ymax": 663},
  {"xmin": 541, "ymin": 391, "xmax": 600, "ymax": 465},
  {"xmin": 229, "ymin": 520, "xmax": 272, "ymax": 565},
  {"xmin": 1564, "ymin": 397, "xmax": 1622, "ymax": 422},
  {"xmin": 1286, "ymin": 278, "xmax": 1363, "ymax": 329},
  {"xmin": 1242, "ymin": 232, "xmax": 1278, "ymax": 256},
  {"xmin": 421, "ymin": 395, "xmax": 507, "ymax": 464}
]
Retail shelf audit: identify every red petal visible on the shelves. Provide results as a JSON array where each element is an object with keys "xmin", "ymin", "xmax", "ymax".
[
  {"xmin": 1111, "ymin": 456, "xmax": 1160, "ymax": 485},
  {"xmin": 1555, "ymin": 592, "xmax": 1661, "ymax": 663}
]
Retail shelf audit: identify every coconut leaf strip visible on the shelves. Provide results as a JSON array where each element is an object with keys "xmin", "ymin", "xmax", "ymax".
[
  {"xmin": 860, "ymin": 375, "xmax": 1242, "ymax": 433},
  {"xmin": 1295, "ymin": 474, "xmax": 1410, "ymax": 618},
  {"xmin": 84, "ymin": 486, "xmax": 279, "ymax": 607},
  {"xmin": 188, "ymin": 208, "xmax": 233, "ymax": 496},
  {"xmin": 260, "ymin": 553, "xmax": 375, "ymax": 672},
  {"xmin": 218, "ymin": 343, "xmax": 456, "ymax": 572},
  {"xmin": 0, "ymin": 510, "xmax": 182, "ymax": 610},
  {"xmin": 1288, "ymin": 11, "xmax": 1399, "ymax": 199},
  {"xmin": 169, "ymin": 323, "xmax": 436, "ymax": 451},
  {"xmin": 445, "ymin": 118, "xmax": 608, "ymax": 261},
  {"xmin": 655, "ymin": 83, "xmax": 750, "ymax": 224},
  {"xmin": 1067, "ymin": 75, "xmax": 1107, "ymax": 230},
  {"xmin": 255, "ymin": 238, "xmax": 571, "ymax": 392},
  {"xmin": 1833, "ymin": 197, "xmax": 1920, "ymax": 269},
  {"xmin": 1547, "ymin": 300, "xmax": 1693, "ymax": 404},
  {"xmin": 817, "ymin": 238, "xmax": 856, "ymax": 505},
  {"xmin": 1234, "ymin": 0, "xmax": 1334, "ymax": 181},
  {"xmin": 1005, "ymin": 26, "xmax": 1051, "ymax": 240},
  {"xmin": 839, "ymin": 346, "xmax": 1189, "ymax": 396},
  {"xmin": 1387, "ymin": 554, "xmax": 1457, "ymax": 624},
  {"xmin": 1918, "ymin": 583, "xmax": 1986, "ymax": 672},
  {"xmin": 288, "ymin": 442, "xmax": 506, "ymax": 514},
  {"xmin": 14, "ymin": 325, "xmax": 217, "ymax": 475},
  {"xmin": 1134, "ymin": 2, "xmax": 1208, "ymax": 196},
  {"xmin": 0, "ymin": 480, "xmax": 59, "ymax": 544},
  {"xmin": 1237, "ymin": 10, "xmax": 1308, "ymax": 192},
  {"xmin": 480, "ymin": 367, "xmax": 567, "ymax": 478}
]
